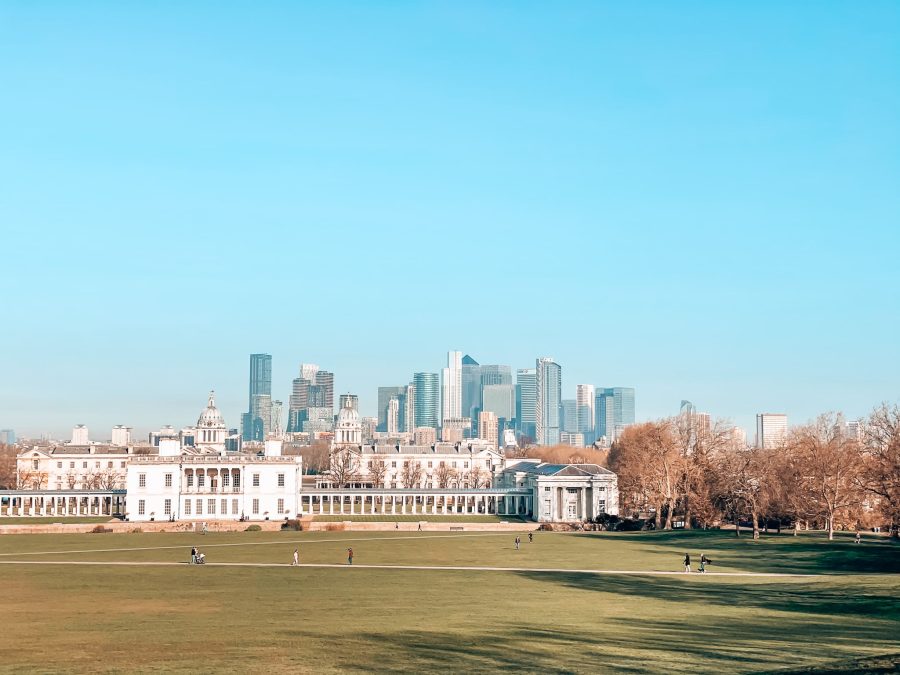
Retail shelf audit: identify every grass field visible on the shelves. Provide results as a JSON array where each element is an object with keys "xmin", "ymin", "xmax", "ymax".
[{"xmin": 0, "ymin": 529, "xmax": 898, "ymax": 673}]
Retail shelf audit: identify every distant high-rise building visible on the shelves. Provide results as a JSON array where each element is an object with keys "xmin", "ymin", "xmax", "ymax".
[
  {"xmin": 595, "ymin": 387, "xmax": 635, "ymax": 441},
  {"xmin": 315, "ymin": 370, "xmax": 334, "ymax": 410},
  {"xmin": 71, "ymin": 425, "xmax": 89, "ymax": 445},
  {"xmin": 244, "ymin": 353, "xmax": 273, "ymax": 441},
  {"xmin": 307, "ymin": 384, "xmax": 327, "ymax": 408},
  {"xmin": 482, "ymin": 384, "xmax": 515, "ymax": 421},
  {"xmin": 414, "ymin": 426, "xmax": 437, "ymax": 446},
  {"xmin": 386, "ymin": 397, "xmax": 401, "ymax": 435},
  {"xmin": 110, "ymin": 425, "xmax": 132, "ymax": 447},
  {"xmin": 535, "ymin": 357, "xmax": 562, "ymax": 446},
  {"xmin": 441, "ymin": 350, "xmax": 463, "ymax": 423},
  {"xmin": 271, "ymin": 400, "xmax": 283, "ymax": 437},
  {"xmin": 0, "ymin": 429, "xmax": 14, "ymax": 445},
  {"xmin": 481, "ymin": 365, "xmax": 512, "ymax": 387},
  {"xmin": 560, "ymin": 431, "xmax": 585, "ymax": 447},
  {"xmin": 360, "ymin": 416, "xmax": 377, "ymax": 442},
  {"xmin": 756, "ymin": 413, "xmax": 788, "ymax": 449},
  {"xmin": 377, "ymin": 386, "xmax": 406, "ymax": 432},
  {"xmin": 560, "ymin": 399, "xmax": 578, "ymax": 433},
  {"xmin": 413, "ymin": 372, "xmax": 440, "ymax": 429},
  {"xmin": 398, "ymin": 383, "xmax": 415, "ymax": 433},
  {"xmin": 478, "ymin": 411, "xmax": 499, "ymax": 447},
  {"xmin": 461, "ymin": 354, "xmax": 481, "ymax": 423},
  {"xmin": 516, "ymin": 368, "xmax": 537, "ymax": 441},
  {"xmin": 846, "ymin": 418, "xmax": 864, "ymax": 442},
  {"xmin": 299, "ymin": 363, "xmax": 319, "ymax": 383},
  {"xmin": 576, "ymin": 384, "xmax": 595, "ymax": 442}
]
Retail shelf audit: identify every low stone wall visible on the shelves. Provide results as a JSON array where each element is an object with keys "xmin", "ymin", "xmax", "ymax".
[{"xmin": 0, "ymin": 519, "xmax": 538, "ymax": 535}]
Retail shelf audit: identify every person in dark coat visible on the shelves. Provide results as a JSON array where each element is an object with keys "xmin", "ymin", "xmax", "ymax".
[{"xmin": 683, "ymin": 553, "xmax": 691, "ymax": 573}]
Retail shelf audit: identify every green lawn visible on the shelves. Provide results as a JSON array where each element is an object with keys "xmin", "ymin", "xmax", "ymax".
[{"xmin": 0, "ymin": 530, "xmax": 897, "ymax": 673}]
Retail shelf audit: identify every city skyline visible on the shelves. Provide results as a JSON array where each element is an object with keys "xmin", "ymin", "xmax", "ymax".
[{"xmin": 1, "ymin": 4, "xmax": 898, "ymax": 438}]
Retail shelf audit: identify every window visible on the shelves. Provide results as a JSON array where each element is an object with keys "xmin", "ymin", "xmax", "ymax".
[
  {"xmin": 567, "ymin": 488, "xmax": 579, "ymax": 494},
  {"xmin": 544, "ymin": 487, "xmax": 551, "ymax": 492},
  {"xmin": 221, "ymin": 499, "xmax": 227, "ymax": 515},
  {"xmin": 464, "ymin": 462, "xmax": 469, "ymax": 468},
  {"xmin": 391, "ymin": 461, "xmax": 397, "ymax": 468},
  {"xmin": 139, "ymin": 473, "xmax": 146, "ymax": 488},
  {"xmin": 427, "ymin": 461, "xmax": 432, "ymax": 468},
  {"xmin": 208, "ymin": 499, "xmax": 216, "ymax": 515},
  {"xmin": 598, "ymin": 500, "xmax": 606, "ymax": 513},
  {"xmin": 196, "ymin": 499, "xmax": 203, "ymax": 515},
  {"xmin": 452, "ymin": 462, "xmax": 457, "ymax": 468},
  {"xmin": 598, "ymin": 486, "xmax": 606, "ymax": 492},
  {"xmin": 252, "ymin": 474, "xmax": 260, "ymax": 487},
  {"xmin": 32, "ymin": 459, "xmax": 39, "ymax": 470},
  {"xmin": 187, "ymin": 474, "xmax": 194, "ymax": 487},
  {"xmin": 164, "ymin": 499, "xmax": 172, "ymax": 515},
  {"xmin": 277, "ymin": 473, "xmax": 285, "ymax": 487},
  {"xmin": 165, "ymin": 473, "xmax": 172, "ymax": 488},
  {"xmin": 277, "ymin": 498, "xmax": 284, "ymax": 514},
  {"xmin": 138, "ymin": 500, "xmax": 145, "ymax": 516},
  {"xmin": 120, "ymin": 461, "xmax": 126, "ymax": 469},
  {"xmin": 57, "ymin": 461, "xmax": 62, "ymax": 469},
  {"xmin": 70, "ymin": 461, "xmax": 75, "ymax": 469},
  {"xmin": 184, "ymin": 500, "xmax": 192, "ymax": 515},
  {"xmin": 95, "ymin": 461, "xmax": 100, "ymax": 469},
  {"xmin": 232, "ymin": 499, "xmax": 238, "ymax": 514},
  {"xmin": 222, "ymin": 473, "xmax": 229, "ymax": 487},
  {"xmin": 367, "ymin": 461, "xmax": 372, "ymax": 468},
  {"xmin": 233, "ymin": 474, "xmax": 240, "ymax": 488},
  {"xmin": 198, "ymin": 474, "xmax": 205, "ymax": 488},
  {"xmin": 252, "ymin": 499, "xmax": 259, "ymax": 515},
  {"xmin": 108, "ymin": 461, "xmax": 113, "ymax": 469},
  {"xmin": 82, "ymin": 461, "xmax": 87, "ymax": 469}
]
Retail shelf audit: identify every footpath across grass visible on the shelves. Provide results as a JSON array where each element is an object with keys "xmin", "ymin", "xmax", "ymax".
[{"xmin": 0, "ymin": 530, "xmax": 897, "ymax": 673}]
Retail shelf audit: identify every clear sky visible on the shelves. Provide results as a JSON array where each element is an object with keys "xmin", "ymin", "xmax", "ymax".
[{"xmin": 1, "ymin": 2, "xmax": 898, "ymax": 440}]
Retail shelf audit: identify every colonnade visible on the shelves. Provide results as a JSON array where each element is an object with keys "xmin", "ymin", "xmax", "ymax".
[
  {"xmin": 0, "ymin": 493, "xmax": 125, "ymax": 517},
  {"xmin": 300, "ymin": 491, "xmax": 532, "ymax": 517}
]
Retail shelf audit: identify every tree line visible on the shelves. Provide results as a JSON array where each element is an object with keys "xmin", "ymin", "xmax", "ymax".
[{"xmin": 607, "ymin": 404, "xmax": 900, "ymax": 539}]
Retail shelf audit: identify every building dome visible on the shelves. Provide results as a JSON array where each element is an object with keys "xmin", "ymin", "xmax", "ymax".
[
  {"xmin": 197, "ymin": 391, "xmax": 226, "ymax": 429},
  {"xmin": 336, "ymin": 405, "xmax": 359, "ymax": 426}
]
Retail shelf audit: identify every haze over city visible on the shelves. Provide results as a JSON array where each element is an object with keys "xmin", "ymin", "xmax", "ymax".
[{"xmin": 2, "ymin": 3, "xmax": 898, "ymax": 438}]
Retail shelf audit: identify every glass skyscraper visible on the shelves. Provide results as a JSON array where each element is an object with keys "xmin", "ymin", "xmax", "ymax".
[
  {"xmin": 516, "ymin": 368, "xmax": 537, "ymax": 441},
  {"xmin": 244, "ymin": 353, "xmax": 272, "ymax": 441},
  {"xmin": 595, "ymin": 387, "xmax": 635, "ymax": 441},
  {"xmin": 535, "ymin": 357, "xmax": 562, "ymax": 446},
  {"xmin": 413, "ymin": 372, "xmax": 440, "ymax": 430}
]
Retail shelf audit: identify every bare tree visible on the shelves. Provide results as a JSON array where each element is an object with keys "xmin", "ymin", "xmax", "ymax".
[
  {"xmin": 328, "ymin": 448, "xmax": 360, "ymax": 488},
  {"xmin": 65, "ymin": 471, "xmax": 79, "ymax": 490},
  {"xmin": 713, "ymin": 446, "xmax": 774, "ymax": 538},
  {"xmin": 861, "ymin": 404, "xmax": 900, "ymax": 537},
  {"xmin": 468, "ymin": 465, "xmax": 490, "ymax": 489},
  {"xmin": 18, "ymin": 470, "xmax": 48, "ymax": 490},
  {"xmin": 368, "ymin": 456, "xmax": 387, "ymax": 488},
  {"xmin": 0, "ymin": 444, "xmax": 17, "ymax": 490},
  {"xmin": 98, "ymin": 468, "xmax": 123, "ymax": 490},
  {"xmin": 435, "ymin": 462, "xmax": 456, "ymax": 489},
  {"xmin": 793, "ymin": 413, "xmax": 865, "ymax": 540},
  {"xmin": 401, "ymin": 460, "xmax": 423, "ymax": 488}
]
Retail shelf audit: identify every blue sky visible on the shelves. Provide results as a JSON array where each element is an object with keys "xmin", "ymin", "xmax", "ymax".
[{"xmin": 1, "ymin": 2, "xmax": 898, "ymax": 439}]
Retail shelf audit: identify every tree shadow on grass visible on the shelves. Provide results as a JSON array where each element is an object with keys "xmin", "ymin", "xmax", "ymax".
[
  {"xmin": 572, "ymin": 531, "xmax": 900, "ymax": 575},
  {"xmin": 317, "ymin": 610, "xmax": 898, "ymax": 674}
]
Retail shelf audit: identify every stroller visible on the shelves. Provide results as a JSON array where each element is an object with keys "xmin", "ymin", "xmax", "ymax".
[{"xmin": 196, "ymin": 552, "xmax": 206, "ymax": 565}]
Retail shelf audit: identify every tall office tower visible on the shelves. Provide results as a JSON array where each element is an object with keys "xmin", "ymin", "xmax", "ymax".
[
  {"xmin": 478, "ymin": 411, "xmax": 499, "ymax": 447},
  {"xmin": 307, "ymin": 385, "xmax": 327, "ymax": 408},
  {"xmin": 461, "ymin": 355, "xmax": 482, "ymax": 423},
  {"xmin": 338, "ymin": 393, "xmax": 359, "ymax": 412},
  {"xmin": 413, "ymin": 372, "xmax": 440, "ymax": 429},
  {"xmin": 361, "ymin": 416, "xmax": 377, "ymax": 442},
  {"xmin": 71, "ymin": 424, "xmax": 89, "ymax": 445},
  {"xmin": 377, "ymin": 386, "xmax": 406, "ymax": 432},
  {"xmin": 287, "ymin": 377, "xmax": 312, "ymax": 433},
  {"xmin": 110, "ymin": 425, "xmax": 132, "ymax": 447},
  {"xmin": 0, "ymin": 429, "xmax": 15, "ymax": 445},
  {"xmin": 401, "ymin": 383, "xmax": 415, "ymax": 433},
  {"xmin": 482, "ymin": 383, "xmax": 515, "ymax": 421},
  {"xmin": 386, "ymin": 397, "xmax": 401, "ymax": 435},
  {"xmin": 846, "ymin": 418, "xmax": 864, "ymax": 442},
  {"xmin": 244, "ymin": 353, "xmax": 272, "ymax": 441},
  {"xmin": 315, "ymin": 371, "xmax": 334, "ymax": 410},
  {"xmin": 595, "ymin": 387, "xmax": 636, "ymax": 441},
  {"xmin": 516, "ymin": 368, "xmax": 537, "ymax": 440},
  {"xmin": 535, "ymin": 357, "xmax": 562, "ymax": 446},
  {"xmin": 756, "ymin": 413, "xmax": 788, "ymax": 449},
  {"xmin": 561, "ymin": 399, "xmax": 578, "ymax": 433},
  {"xmin": 441, "ymin": 350, "xmax": 463, "ymax": 423},
  {"xmin": 299, "ymin": 363, "xmax": 319, "ymax": 383},
  {"xmin": 575, "ymin": 384, "xmax": 595, "ymax": 442},
  {"xmin": 481, "ymin": 365, "xmax": 513, "ymax": 387},
  {"xmin": 271, "ymin": 400, "xmax": 283, "ymax": 437}
]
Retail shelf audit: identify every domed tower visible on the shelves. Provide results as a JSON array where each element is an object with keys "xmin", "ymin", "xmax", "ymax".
[
  {"xmin": 333, "ymin": 394, "xmax": 362, "ymax": 446},
  {"xmin": 196, "ymin": 391, "xmax": 227, "ymax": 453}
]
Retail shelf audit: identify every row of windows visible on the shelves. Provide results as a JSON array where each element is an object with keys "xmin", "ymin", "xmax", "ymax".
[
  {"xmin": 367, "ymin": 460, "xmax": 484, "ymax": 470},
  {"xmin": 49, "ymin": 460, "xmax": 127, "ymax": 470},
  {"xmin": 139, "ymin": 499, "xmax": 174, "ymax": 516}
]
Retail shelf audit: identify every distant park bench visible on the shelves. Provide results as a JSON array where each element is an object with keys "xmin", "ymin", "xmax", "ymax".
[{"xmin": 449, "ymin": 526, "xmax": 464, "ymax": 531}]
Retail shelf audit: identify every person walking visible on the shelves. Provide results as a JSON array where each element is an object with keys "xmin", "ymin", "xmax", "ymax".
[
  {"xmin": 683, "ymin": 553, "xmax": 691, "ymax": 573},
  {"xmin": 855, "ymin": 531, "xmax": 862, "ymax": 544},
  {"xmin": 515, "ymin": 536, "xmax": 520, "ymax": 550},
  {"xmin": 292, "ymin": 548, "xmax": 299, "ymax": 566},
  {"xmin": 347, "ymin": 547, "xmax": 354, "ymax": 565},
  {"xmin": 528, "ymin": 532, "xmax": 533, "ymax": 543},
  {"xmin": 699, "ymin": 553, "xmax": 708, "ymax": 573},
  {"xmin": 417, "ymin": 522, "xmax": 422, "ymax": 531}
]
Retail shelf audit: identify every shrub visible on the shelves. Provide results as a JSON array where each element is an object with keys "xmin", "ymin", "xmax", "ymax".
[
  {"xmin": 281, "ymin": 519, "xmax": 302, "ymax": 531},
  {"xmin": 245, "ymin": 524, "xmax": 262, "ymax": 532},
  {"xmin": 90, "ymin": 525, "xmax": 112, "ymax": 534},
  {"xmin": 130, "ymin": 527, "xmax": 143, "ymax": 533}
]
